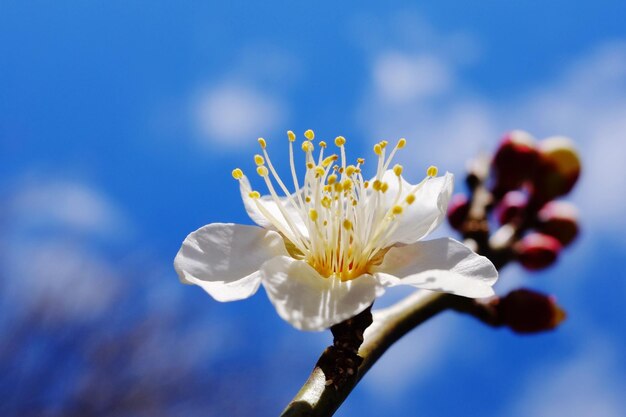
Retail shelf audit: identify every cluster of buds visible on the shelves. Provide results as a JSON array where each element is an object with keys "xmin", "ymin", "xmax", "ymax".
[
  {"xmin": 448, "ymin": 130, "xmax": 581, "ymax": 271},
  {"xmin": 445, "ymin": 131, "xmax": 581, "ymax": 334}
]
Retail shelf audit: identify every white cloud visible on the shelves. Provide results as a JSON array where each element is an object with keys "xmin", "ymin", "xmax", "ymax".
[
  {"xmin": 7, "ymin": 179, "xmax": 129, "ymax": 238},
  {"xmin": 194, "ymin": 83, "xmax": 286, "ymax": 146},
  {"xmin": 191, "ymin": 46, "xmax": 298, "ymax": 148},
  {"xmin": 1, "ymin": 179, "xmax": 130, "ymax": 321},
  {"xmin": 3, "ymin": 240, "xmax": 121, "ymax": 320},
  {"xmin": 373, "ymin": 53, "xmax": 452, "ymax": 104}
]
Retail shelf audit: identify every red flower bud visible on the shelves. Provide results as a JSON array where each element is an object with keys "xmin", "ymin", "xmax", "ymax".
[
  {"xmin": 496, "ymin": 288, "xmax": 566, "ymax": 333},
  {"xmin": 532, "ymin": 136, "xmax": 581, "ymax": 201},
  {"xmin": 495, "ymin": 190, "xmax": 528, "ymax": 225},
  {"xmin": 537, "ymin": 201, "xmax": 579, "ymax": 246},
  {"xmin": 516, "ymin": 233, "xmax": 562, "ymax": 270},
  {"xmin": 492, "ymin": 130, "xmax": 539, "ymax": 195},
  {"xmin": 447, "ymin": 194, "xmax": 470, "ymax": 231}
]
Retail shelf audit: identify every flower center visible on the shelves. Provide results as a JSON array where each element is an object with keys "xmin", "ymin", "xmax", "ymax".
[{"xmin": 232, "ymin": 130, "xmax": 437, "ymax": 281}]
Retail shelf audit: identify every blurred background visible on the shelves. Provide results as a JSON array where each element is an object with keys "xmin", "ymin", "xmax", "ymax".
[{"xmin": 1, "ymin": 1, "xmax": 626, "ymax": 416}]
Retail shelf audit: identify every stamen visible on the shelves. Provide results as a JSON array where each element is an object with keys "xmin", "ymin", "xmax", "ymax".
[
  {"xmin": 393, "ymin": 164, "xmax": 403, "ymax": 176},
  {"xmin": 335, "ymin": 136, "xmax": 346, "ymax": 146},
  {"xmin": 237, "ymin": 131, "xmax": 431, "ymax": 281},
  {"xmin": 257, "ymin": 166, "xmax": 269, "ymax": 177},
  {"xmin": 427, "ymin": 165, "xmax": 438, "ymax": 177},
  {"xmin": 232, "ymin": 168, "xmax": 244, "ymax": 180}
]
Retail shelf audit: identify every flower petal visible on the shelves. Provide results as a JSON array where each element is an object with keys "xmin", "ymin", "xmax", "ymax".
[
  {"xmin": 174, "ymin": 223, "xmax": 287, "ymax": 301},
  {"xmin": 260, "ymin": 256, "xmax": 385, "ymax": 331},
  {"xmin": 379, "ymin": 171, "xmax": 454, "ymax": 245},
  {"xmin": 373, "ymin": 238, "xmax": 497, "ymax": 298},
  {"xmin": 239, "ymin": 176, "xmax": 308, "ymax": 238}
]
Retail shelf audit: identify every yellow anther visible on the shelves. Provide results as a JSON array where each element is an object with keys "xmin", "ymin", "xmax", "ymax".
[
  {"xmin": 248, "ymin": 191, "xmax": 261, "ymax": 199},
  {"xmin": 392, "ymin": 205, "xmax": 403, "ymax": 215},
  {"xmin": 343, "ymin": 219, "xmax": 353, "ymax": 230},
  {"xmin": 334, "ymin": 136, "xmax": 346, "ymax": 146},
  {"xmin": 345, "ymin": 165, "xmax": 356, "ymax": 176},
  {"xmin": 302, "ymin": 141, "xmax": 314, "ymax": 152},
  {"xmin": 256, "ymin": 166, "xmax": 269, "ymax": 177},
  {"xmin": 357, "ymin": 157, "xmax": 365, "ymax": 164},
  {"xmin": 338, "ymin": 167, "xmax": 344, "ymax": 174},
  {"xmin": 287, "ymin": 130, "xmax": 296, "ymax": 142},
  {"xmin": 405, "ymin": 194, "xmax": 416, "ymax": 205},
  {"xmin": 393, "ymin": 164, "xmax": 403, "ymax": 176},
  {"xmin": 373, "ymin": 180, "xmax": 382, "ymax": 191},
  {"xmin": 309, "ymin": 209, "xmax": 318, "ymax": 222},
  {"xmin": 364, "ymin": 181, "xmax": 369, "ymax": 188},
  {"xmin": 381, "ymin": 182, "xmax": 389, "ymax": 193},
  {"xmin": 319, "ymin": 141, "xmax": 327, "ymax": 148},
  {"xmin": 373, "ymin": 144, "xmax": 382, "ymax": 155},
  {"xmin": 397, "ymin": 138, "xmax": 407, "ymax": 149},
  {"xmin": 427, "ymin": 165, "xmax": 438, "ymax": 177},
  {"xmin": 254, "ymin": 154, "xmax": 265, "ymax": 166},
  {"xmin": 306, "ymin": 162, "xmax": 314, "ymax": 169},
  {"xmin": 323, "ymin": 185, "xmax": 332, "ymax": 192},
  {"xmin": 231, "ymin": 168, "xmax": 244, "ymax": 180},
  {"xmin": 304, "ymin": 129, "xmax": 315, "ymax": 140},
  {"xmin": 314, "ymin": 166, "xmax": 325, "ymax": 176},
  {"xmin": 321, "ymin": 196, "xmax": 331, "ymax": 208},
  {"xmin": 258, "ymin": 137, "xmax": 267, "ymax": 149},
  {"xmin": 327, "ymin": 174, "xmax": 338, "ymax": 185},
  {"xmin": 322, "ymin": 155, "xmax": 336, "ymax": 167},
  {"xmin": 380, "ymin": 140, "xmax": 388, "ymax": 148},
  {"xmin": 334, "ymin": 182, "xmax": 342, "ymax": 193},
  {"xmin": 342, "ymin": 179, "xmax": 353, "ymax": 191},
  {"xmin": 305, "ymin": 196, "xmax": 311, "ymax": 203}
]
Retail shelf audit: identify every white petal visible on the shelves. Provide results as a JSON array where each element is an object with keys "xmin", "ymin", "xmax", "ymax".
[
  {"xmin": 174, "ymin": 223, "xmax": 287, "ymax": 301},
  {"xmin": 379, "ymin": 171, "xmax": 454, "ymax": 244},
  {"xmin": 260, "ymin": 256, "xmax": 385, "ymax": 331},
  {"xmin": 373, "ymin": 238, "xmax": 497, "ymax": 298},
  {"xmin": 239, "ymin": 176, "xmax": 308, "ymax": 238}
]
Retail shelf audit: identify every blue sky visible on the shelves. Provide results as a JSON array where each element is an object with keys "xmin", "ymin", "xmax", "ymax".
[{"xmin": 2, "ymin": 1, "xmax": 626, "ymax": 416}]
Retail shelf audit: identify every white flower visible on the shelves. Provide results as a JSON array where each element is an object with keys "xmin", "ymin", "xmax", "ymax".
[{"xmin": 175, "ymin": 130, "xmax": 498, "ymax": 331}]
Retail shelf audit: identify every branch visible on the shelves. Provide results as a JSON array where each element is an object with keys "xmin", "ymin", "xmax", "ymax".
[{"xmin": 281, "ymin": 292, "xmax": 499, "ymax": 416}]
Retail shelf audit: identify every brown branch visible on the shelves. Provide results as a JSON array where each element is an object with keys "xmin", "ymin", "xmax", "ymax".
[{"xmin": 281, "ymin": 292, "xmax": 501, "ymax": 416}]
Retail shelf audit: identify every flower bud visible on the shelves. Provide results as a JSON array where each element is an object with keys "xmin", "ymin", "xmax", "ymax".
[
  {"xmin": 496, "ymin": 288, "xmax": 566, "ymax": 333},
  {"xmin": 537, "ymin": 201, "xmax": 579, "ymax": 246},
  {"xmin": 495, "ymin": 190, "xmax": 528, "ymax": 225},
  {"xmin": 447, "ymin": 194, "xmax": 470, "ymax": 231},
  {"xmin": 516, "ymin": 232, "xmax": 562, "ymax": 270},
  {"xmin": 532, "ymin": 136, "xmax": 581, "ymax": 201},
  {"xmin": 492, "ymin": 130, "xmax": 539, "ymax": 195}
]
